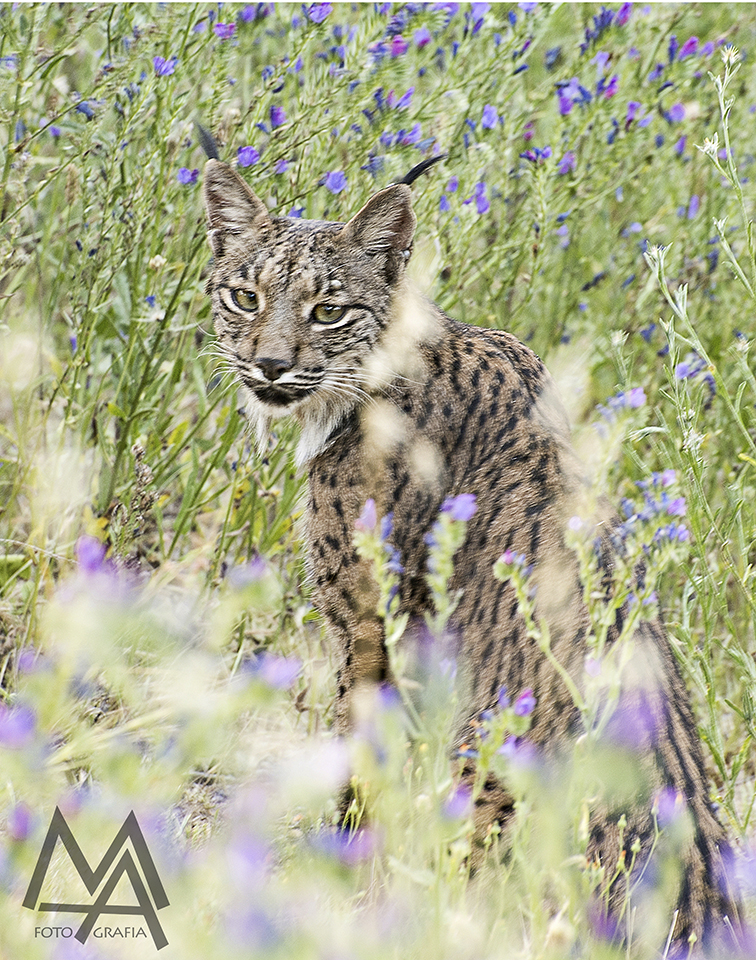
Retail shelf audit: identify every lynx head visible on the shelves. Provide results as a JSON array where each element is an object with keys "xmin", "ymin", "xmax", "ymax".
[{"xmin": 203, "ymin": 160, "xmax": 423, "ymax": 464}]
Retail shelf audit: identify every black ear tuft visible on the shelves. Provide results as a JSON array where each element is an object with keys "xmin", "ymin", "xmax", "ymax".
[
  {"xmin": 398, "ymin": 154, "xmax": 446, "ymax": 186},
  {"xmin": 195, "ymin": 122, "xmax": 220, "ymax": 160}
]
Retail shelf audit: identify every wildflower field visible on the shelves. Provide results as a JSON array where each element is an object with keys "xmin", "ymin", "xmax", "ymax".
[{"xmin": 3, "ymin": 2, "xmax": 756, "ymax": 957}]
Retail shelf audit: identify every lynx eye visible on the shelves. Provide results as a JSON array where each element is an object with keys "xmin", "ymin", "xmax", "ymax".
[
  {"xmin": 231, "ymin": 289, "xmax": 258, "ymax": 312},
  {"xmin": 313, "ymin": 304, "xmax": 347, "ymax": 325}
]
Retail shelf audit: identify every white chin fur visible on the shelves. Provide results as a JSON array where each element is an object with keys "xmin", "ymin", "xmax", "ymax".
[{"xmin": 244, "ymin": 389, "xmax": 354, "ymax": 468}]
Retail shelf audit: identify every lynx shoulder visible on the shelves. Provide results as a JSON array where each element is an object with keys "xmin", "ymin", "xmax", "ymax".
[{"xmin": 202, "ymin": 158, "xmax": 743, "ymax": 957}]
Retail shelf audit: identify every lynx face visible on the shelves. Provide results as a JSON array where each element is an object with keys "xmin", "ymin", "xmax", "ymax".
[{"xmin": 203, "ymin": 160, "xmax": 417, "ymax": 462}]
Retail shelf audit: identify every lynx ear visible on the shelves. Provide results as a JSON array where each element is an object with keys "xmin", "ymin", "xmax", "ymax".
[
  {"xmin": 340, "ymin": 183, "xmax": 416, "ymax": 257},
  {"xmin": 203, "ymin": 159, "xmax": 270, "ymax": 256}
]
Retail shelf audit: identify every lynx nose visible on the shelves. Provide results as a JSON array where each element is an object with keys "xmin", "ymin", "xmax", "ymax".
[{"xmin": 256, "ymin": 357, "xmax": 292, "ymax": 381}]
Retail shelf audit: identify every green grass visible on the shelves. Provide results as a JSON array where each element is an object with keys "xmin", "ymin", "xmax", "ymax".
[{"xmin": 2, "ymin": 3, "xmax": 756, "ymax": 957}]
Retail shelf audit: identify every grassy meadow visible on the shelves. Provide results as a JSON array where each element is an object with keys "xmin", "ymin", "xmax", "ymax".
[{"xmin": 2, "ymin": 2, "xmax": 756, "ymax": 957}]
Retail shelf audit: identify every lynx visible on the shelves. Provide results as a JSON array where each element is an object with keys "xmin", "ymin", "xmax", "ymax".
[{"xmin": 202, "ymin": 155, "xmax": 743, "ymax": 956}]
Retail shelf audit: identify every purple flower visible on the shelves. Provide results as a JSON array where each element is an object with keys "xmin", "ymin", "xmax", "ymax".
[
  {"xmin": 602, "ymin": 75, "xmax": 619, "ymax": 99},
  {"xmin": 153, "ymin": 55, "xmax": 177, "ymax": 76},
  {"xmin": 177, "ymin": 167, "xmax": 199, "ymax": 185},
  {"xmin": 616, "ymin": 2, "xmax": 632, "ymax": 26},
  {"xmin": 441, "ymin": 493, "xmax": 477, "ymax": 521},
  {"xmin": 323, "ymin": 170, "xmax": 347, "ymax": 193},
  {"xmin": 667, "ymin": 103, "xmax": 685, "ymax": 123},
  {"xmin": 390, "ymin": 35, "xmax": 409, "ymax": 57},
  {"xmin": 648, "ymin": 63, "xmax": 664, "ymax": 81},
  {"xmin": 481, "ymin": 104, "xmax": 499, "ymax": 129},
  {"xmin": 238, "ymin": 146, "xmax": 260, "ymax": 167},
  {"xmin": 557, "ymin": 151, "xmax": 576, "ymax": 174},
  {"xmin": 687, "ymin": 194, "xmax": 700, "ymax": 219},
  {"xmin": 76, "ymin": 535, "xmax": 107, "ymax": 574},
  {"xmin": 355, "ymin": 498, "xmax": 377, "ymax": 532},
  {"xmin": 443, "ymin": 785, "xmax": 472, "ymax": 819},
  {"xmin": 626, "ymin": 100, "xmax": 641, "ymax": 124},
  {"xmin": 439, "ymin": 195, "xmax": 451, "ymax": 212},
  {"xmin": 252, "ymin": 653, "xmax": 301, "ymax": 689},
  {"xmin": 270, "ymin": 105, "xmax": 286, "ymax": 128},
  {"xmin": 473, "ymin": 182, "xmax": 489, "ymax": 215},
  {"xmin": 668, "ymin": 34, "xmax": 678, "ymax": 62},
  {"xmin": 591, "ymin": 50, "xmax": 610, "ymax": 73},
  {"xmin": 414, "ymin": 25, "xmax": 431, "ymax": 47},
  {"xmin": 678, "ymin": 36, "xmax": 699, "ymax": 59},
  {"xmin": 513, "ymin": 688, "xmax": 536, "ymax": 716},
  {"xmin": 7, "ymin": 802, "xmax": 33, "ymax": 841},
  {"xmin": 227, "ymin": 555, "xmax": 268, "ymax": 588},
  {"xmin": 520, "ymin": 146, "xmax": 551, "ymax": 164},
  {"xmin": 497, "ymin": 686, "xmax": 510, "ymax": 709},
  {"xmin": 49, "ymin": 125, "xmax": 61, "ymax": 138},
  {"xmin": 558, "ymin": 95, "xmax": 572, "ymax": 116},
  {"xmin": 274, "ymin": 159, "xmax": 289, "ymax": 174},
  {"xmin": 0, "ymin": 703, "xmax": 36, "ymax": 749},
  {"xmin": 213, "ymin": 22, "xmax": 236, "ymax": 39},
  {"xmin": 446, "ymin": 176, "xmax": 459, "ymax": 193},
  {"xmin": 307, "ymin": 2, "xmax": 332, "ymax": 22},
  {"xmin": 317, "ymin": 827, "xmax": 377, "ymax": 865},
  {"xmin": 655, "ymin": 786, "xmax": 685, "ymax": 826},
  {"xmin": 627, "ymin": 386, "xmax": 646, "ymax": 408}
]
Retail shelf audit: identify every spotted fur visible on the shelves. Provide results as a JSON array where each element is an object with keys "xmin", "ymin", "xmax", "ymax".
[{"xmin": 202, "ymin": 159, "xmax": 744, "ymax": 956}]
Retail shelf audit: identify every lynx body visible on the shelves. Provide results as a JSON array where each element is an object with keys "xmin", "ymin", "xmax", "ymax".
[{"xmin": 202, "ymin": 159, "xmax": 742, "ymax": 956}]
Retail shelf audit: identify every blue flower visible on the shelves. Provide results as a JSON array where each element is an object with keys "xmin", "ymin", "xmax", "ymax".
[
  {"xmin": 441, "ymin": 493, "xmax": 477, "ymax": 521},
  {"xmin": 394, "ymin": 86, "xmax": 414, "ymax": 110},
  {"xmin": 439, "ymin": 195, "xmax": 451, "ymax": 212},
  {"xmin": 153, "ymin": 55, "xmax": 177, "ymax": 76},
  {"xmin": 238, "ymin": 145, "xmax": 260, "ymax": 167},
  {"xmin": 380, "ymin": 512, "xmax": 394, "ymax": 542},
  {"xmin": 323, "ymin": 170, "xmax": 347, "ymax": 193},
  {"xmin": 473, "ymin": 182, "xmax": 490, "ymax": 215},
  {"xmin": 270, "ymin": 105, "xmax": 286, "ymax": 128},
  {"xmin": 76, "ymin": 101, "xmax": 96, "ymax": 120},
  {"xmin": 177, "ymin": 167, "xmax": 199, "ymax": 185},
  {"xmin": 481, "ymin": 104, "xmax": 499, "ymax": 129},
  {"xmin": 414, "ymin": 25, "xmax": 431, "ymax": 47}
]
